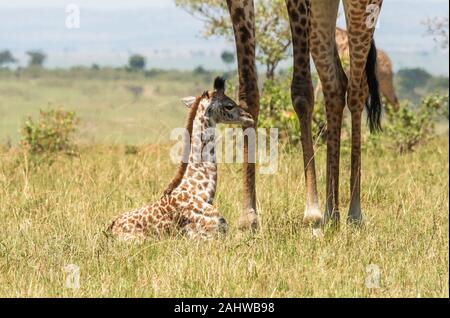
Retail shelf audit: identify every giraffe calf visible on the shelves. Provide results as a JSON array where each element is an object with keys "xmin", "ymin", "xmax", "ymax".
[{"xmin": 107, "ymin": 77, "xmax": 254, "ymax": 242}]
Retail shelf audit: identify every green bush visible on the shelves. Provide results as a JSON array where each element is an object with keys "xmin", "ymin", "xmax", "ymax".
[
  {"xmin": 259, "ymin": 78, "xmax": 300, "ymax": 145},
  {"xmin": 229, "ymin": 70, "xmax": 447, "ymax": 154},
  {"xmin": 370, "ymin": 93, "xmax": 448, "ymax": 154},
  {"xmin": 258, "ymin": 76, "xmax": 340, "ymax": 146},
  {"xmin": 125, "ymin": 145, "xmax": 139, "ymax": 155},
  {"xmin": 128, "ymin": 54, "xmax": 146, "ymax": 72},
  {"xmin": 395, "ymin": 68, "xmax": 449, "ymax": 103},
  {"xmin": 21, "ymin": 109, "xmax": 79, "ymax": 154}
]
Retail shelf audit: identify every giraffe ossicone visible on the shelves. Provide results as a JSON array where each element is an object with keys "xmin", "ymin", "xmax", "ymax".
[{"xmin": 107, "ymin": 77, "xmax": 254, "ymax": 242}]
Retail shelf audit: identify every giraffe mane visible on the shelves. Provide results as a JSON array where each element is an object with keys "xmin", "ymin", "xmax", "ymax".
[{"xmin": 162, "ymin": 95, "xmax": 201, "ymax": 196}]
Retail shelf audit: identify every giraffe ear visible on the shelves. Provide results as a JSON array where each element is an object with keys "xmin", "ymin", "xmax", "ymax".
[
  {"xmin": 180, "ymin": 96, "xmax": 196, "ymax": 108},
  {"xmin": 214, "ymin": 77, "xmax": 226, "ymax": 93}
]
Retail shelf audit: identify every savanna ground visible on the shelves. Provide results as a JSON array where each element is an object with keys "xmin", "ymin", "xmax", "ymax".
[{"xmin": 0, "ymin": 69, "xmax": 448, "ymax": 297}]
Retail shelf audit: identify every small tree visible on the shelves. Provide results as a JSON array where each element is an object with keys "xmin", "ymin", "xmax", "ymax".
[
  {"xmin": 423, "ymin": 16, "xmax": 449, "ymax": 49},
  {"xmin": 175, "ymin": 0, "xmax": 291, "ymax": 80},
  {"xmin": 397, "ymin": 68, "xmax": 432, "ymax": 92},
  {"xmin": 21, "ymin": 109, "xmax": 80, "ymax": 154},
  {"xmin": 369, "ymin": 93, "xmax": 449, "ymax": 154},
  {"xmin": 193, "ymin": 65, "xmax": 207, "ymax": 75},
  {"xmin": 0, "ymin": 50, "xmax": 17, "ymax": 67},
  {"xmin": 128, "ymin": 54, "xmax": 146, "ymax": 71},
  {"xmin": 26, "ymin": 50, "xmax": 46, "ymax": 67},
  {"xmin": 221, "ymin": 50, "xmax": 235, "ymax": 69}
]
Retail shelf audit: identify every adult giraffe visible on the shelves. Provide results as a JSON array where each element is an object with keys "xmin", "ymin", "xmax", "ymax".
[
  {"xmin": 315, "ymin": 27, "xmax": 398, "ymax": 107},
  {"xmin": 226, "ymin": 0, "xmax": 383, "ymax": 230}
]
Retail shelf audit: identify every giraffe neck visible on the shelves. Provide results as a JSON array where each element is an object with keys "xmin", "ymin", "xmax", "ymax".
[
  {"xmin": 188, "ymin": 104, "xmax": 217, "ymax": 165},
  {"xmin": 178, "ymin": 103, "xmax": 218, "ymax": 203}
]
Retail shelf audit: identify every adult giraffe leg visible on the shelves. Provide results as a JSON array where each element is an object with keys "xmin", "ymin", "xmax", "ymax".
[
  {"xmin": 286, "ymin": 0, "xmax": 323, "ymax": 227},
  {"xmin": 310, "ymin": 0, "xmax": 348, "ymax": 226},
  {"xmin": 343, "ymin": 0, "xmax": 383, "ymax": 224},
  {"xmin": 226, "ymin": 0, "xmax": 260, "ymax": 231}
]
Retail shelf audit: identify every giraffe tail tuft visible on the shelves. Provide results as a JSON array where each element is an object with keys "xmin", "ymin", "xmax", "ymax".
[{"xmin": 366, "ymin": 39, "xmax": 383, "ymax": 133}]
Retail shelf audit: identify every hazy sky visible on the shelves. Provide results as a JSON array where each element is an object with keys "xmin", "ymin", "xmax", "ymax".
[
  {"xmin": 1, "ymin": 0, "xmax": 448, "ymax": 8},
  {"xmin": 0, "ymin": 0, "xmax": 448, "ymax": 74},
  {"xmin": 0, "ymin": 0, "xmax": 173, "ymax": 9}
]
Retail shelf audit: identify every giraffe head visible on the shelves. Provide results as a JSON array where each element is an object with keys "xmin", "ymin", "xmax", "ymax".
[{"xmin": 181, "ymin": 77, "xmax": 254, "ymax": 127}]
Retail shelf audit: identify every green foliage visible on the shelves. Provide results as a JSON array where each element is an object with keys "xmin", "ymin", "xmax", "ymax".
[
  {"xmin": 21, "ymin": 109, "xmax": 80, "ymax": 154},
  {"xmin": 255, "ymin": 0, "xmax": 291, "ymax": 80},
  {"xmin": 0, "ymin": 67, "xmax": 213, "ymax": 145},
  {"xmin": 221, "ymin": 50, "xmax": 235, "ymax": 66},
  {"xmin": 26, "ymin": 50, "xmax": 46, "ymax": 67},
  {"xmin": 258, "ymin": 74, "xmax": 338, "ymax": 146},
  {"xmin": 175, "ymin": 0, "xmax": 228, "ymax": 36},
  {"xmin": 125, "ymin": 145, "xmax": 139, "ymax": 155},
  {"xmin": 397, "ymin": 68, "xmax": 432, "ymax": 92},
  {"xmin": 312, "ymin": 101, "xmax": 329, "ymax": 144},
  {"xmin": 370, "ymin": 93, "xmax": 449, "ymax": 154},
  {"xmin": 128, "ymin": 54, "xmax": 146, "ymax": 71},
  {"xmin": 0, "ymin": 50, "xmax": 17, "ymax": 67},
  {"xmin": 395, "ymin": 68, "xmax": 449, "ymax": 103},
  {"xmin": 259, "ymin": 73, "xmax": 448, "ymax": 153},
  {"xmin": 176, "ymin": 0, "xmax": 291, "ymax": 80},
  {"xmin": 259, "ymin": 78, "xmax": 300, "ymax": 145},
  {"xmin": 193, "ymin": 65, "xmax": 207, "ymax": 75}
]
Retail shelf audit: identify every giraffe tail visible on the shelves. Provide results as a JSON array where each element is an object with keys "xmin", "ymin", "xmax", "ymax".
[{"xmin": 366, "ymin": 39, "xmax": 383, "ymax": 133}]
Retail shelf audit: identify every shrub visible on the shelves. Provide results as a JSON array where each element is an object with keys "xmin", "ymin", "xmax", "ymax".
[
  {"xmin": 128, "ymin": 54, "xmax": 146, "ymax": 72},
  {"xmin": 370, "ymin": 93, "xmax": 448, "ymax": 154},
  {"xmin": 125, "ymin": 145, "xmax": 139, "ymax": 155},
  {"xmin": 259, "ymin": 78, "xmax": 300, "ymax": 145},
  {"xmin": 258, "ymin": 76, "xmax": 342, "ymax": 146},
  {"xmin": 26, "ymin": 50, "xmax": 47, "ymax": 68},
  {"xmin": 21, "ymin": 109, "xmax": 80, "ymax": 154},
  {"xmin": 230, "ymin": 71, "xmax": 448, "ymax": 154}
]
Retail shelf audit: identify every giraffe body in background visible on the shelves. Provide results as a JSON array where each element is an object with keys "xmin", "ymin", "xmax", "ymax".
[
  {"xmin": 315, "ymin": 27, "xmax": 398, "ymax": 106},
  {"xmin": 107, "ymin": 78, "xmax": 254, "ymax": 242},
  {"xmin": 226, "ymin": 0, "xmax": 383, "ymax": 230}
]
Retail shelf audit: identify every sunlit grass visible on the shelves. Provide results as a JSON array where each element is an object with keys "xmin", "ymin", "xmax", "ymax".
[{"xmin": 0, "ymin": 136, "xmax": 447, "ymax": 297}]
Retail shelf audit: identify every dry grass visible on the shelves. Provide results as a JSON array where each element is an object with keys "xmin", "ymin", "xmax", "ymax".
[{"xmin": 0, "ymin": 136, "xmax": 448, "ymax": 298}]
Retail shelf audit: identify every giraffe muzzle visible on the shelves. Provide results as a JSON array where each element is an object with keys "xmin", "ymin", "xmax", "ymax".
[{"xmin": 239, "ymin": 110, "xmax": 254, "ymax": 127}]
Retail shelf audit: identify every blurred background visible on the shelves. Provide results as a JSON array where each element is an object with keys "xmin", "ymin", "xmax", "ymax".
[{"xmin": 1, "ymin": 0, "xmax": 448, "ymax": 73}]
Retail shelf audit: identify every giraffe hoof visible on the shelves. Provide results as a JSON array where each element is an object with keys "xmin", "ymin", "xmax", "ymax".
[
  {"xmin": 347, "ymin": 213, "xmax": 364, "ymax": 226},
  {"xmin": 238, "ymin": 209, "xmax": 259, "ymax": 232},
  {"xmin": 324, "ymin": 210, "xmax": 341, "ymax": 227},
  {"xmin": 303, "ymin": 208, "xmax": 324, "ymax": 228}
]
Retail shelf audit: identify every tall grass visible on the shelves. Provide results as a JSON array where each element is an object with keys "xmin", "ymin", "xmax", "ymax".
[{"xmin": 0, "ymin": 136, "xmax": 448, "ymax": 297}]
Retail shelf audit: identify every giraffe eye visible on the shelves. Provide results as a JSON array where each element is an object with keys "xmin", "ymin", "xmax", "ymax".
[{"xmin": 224, "ymin": 105, "xmax": 234, "ymax": 111}]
